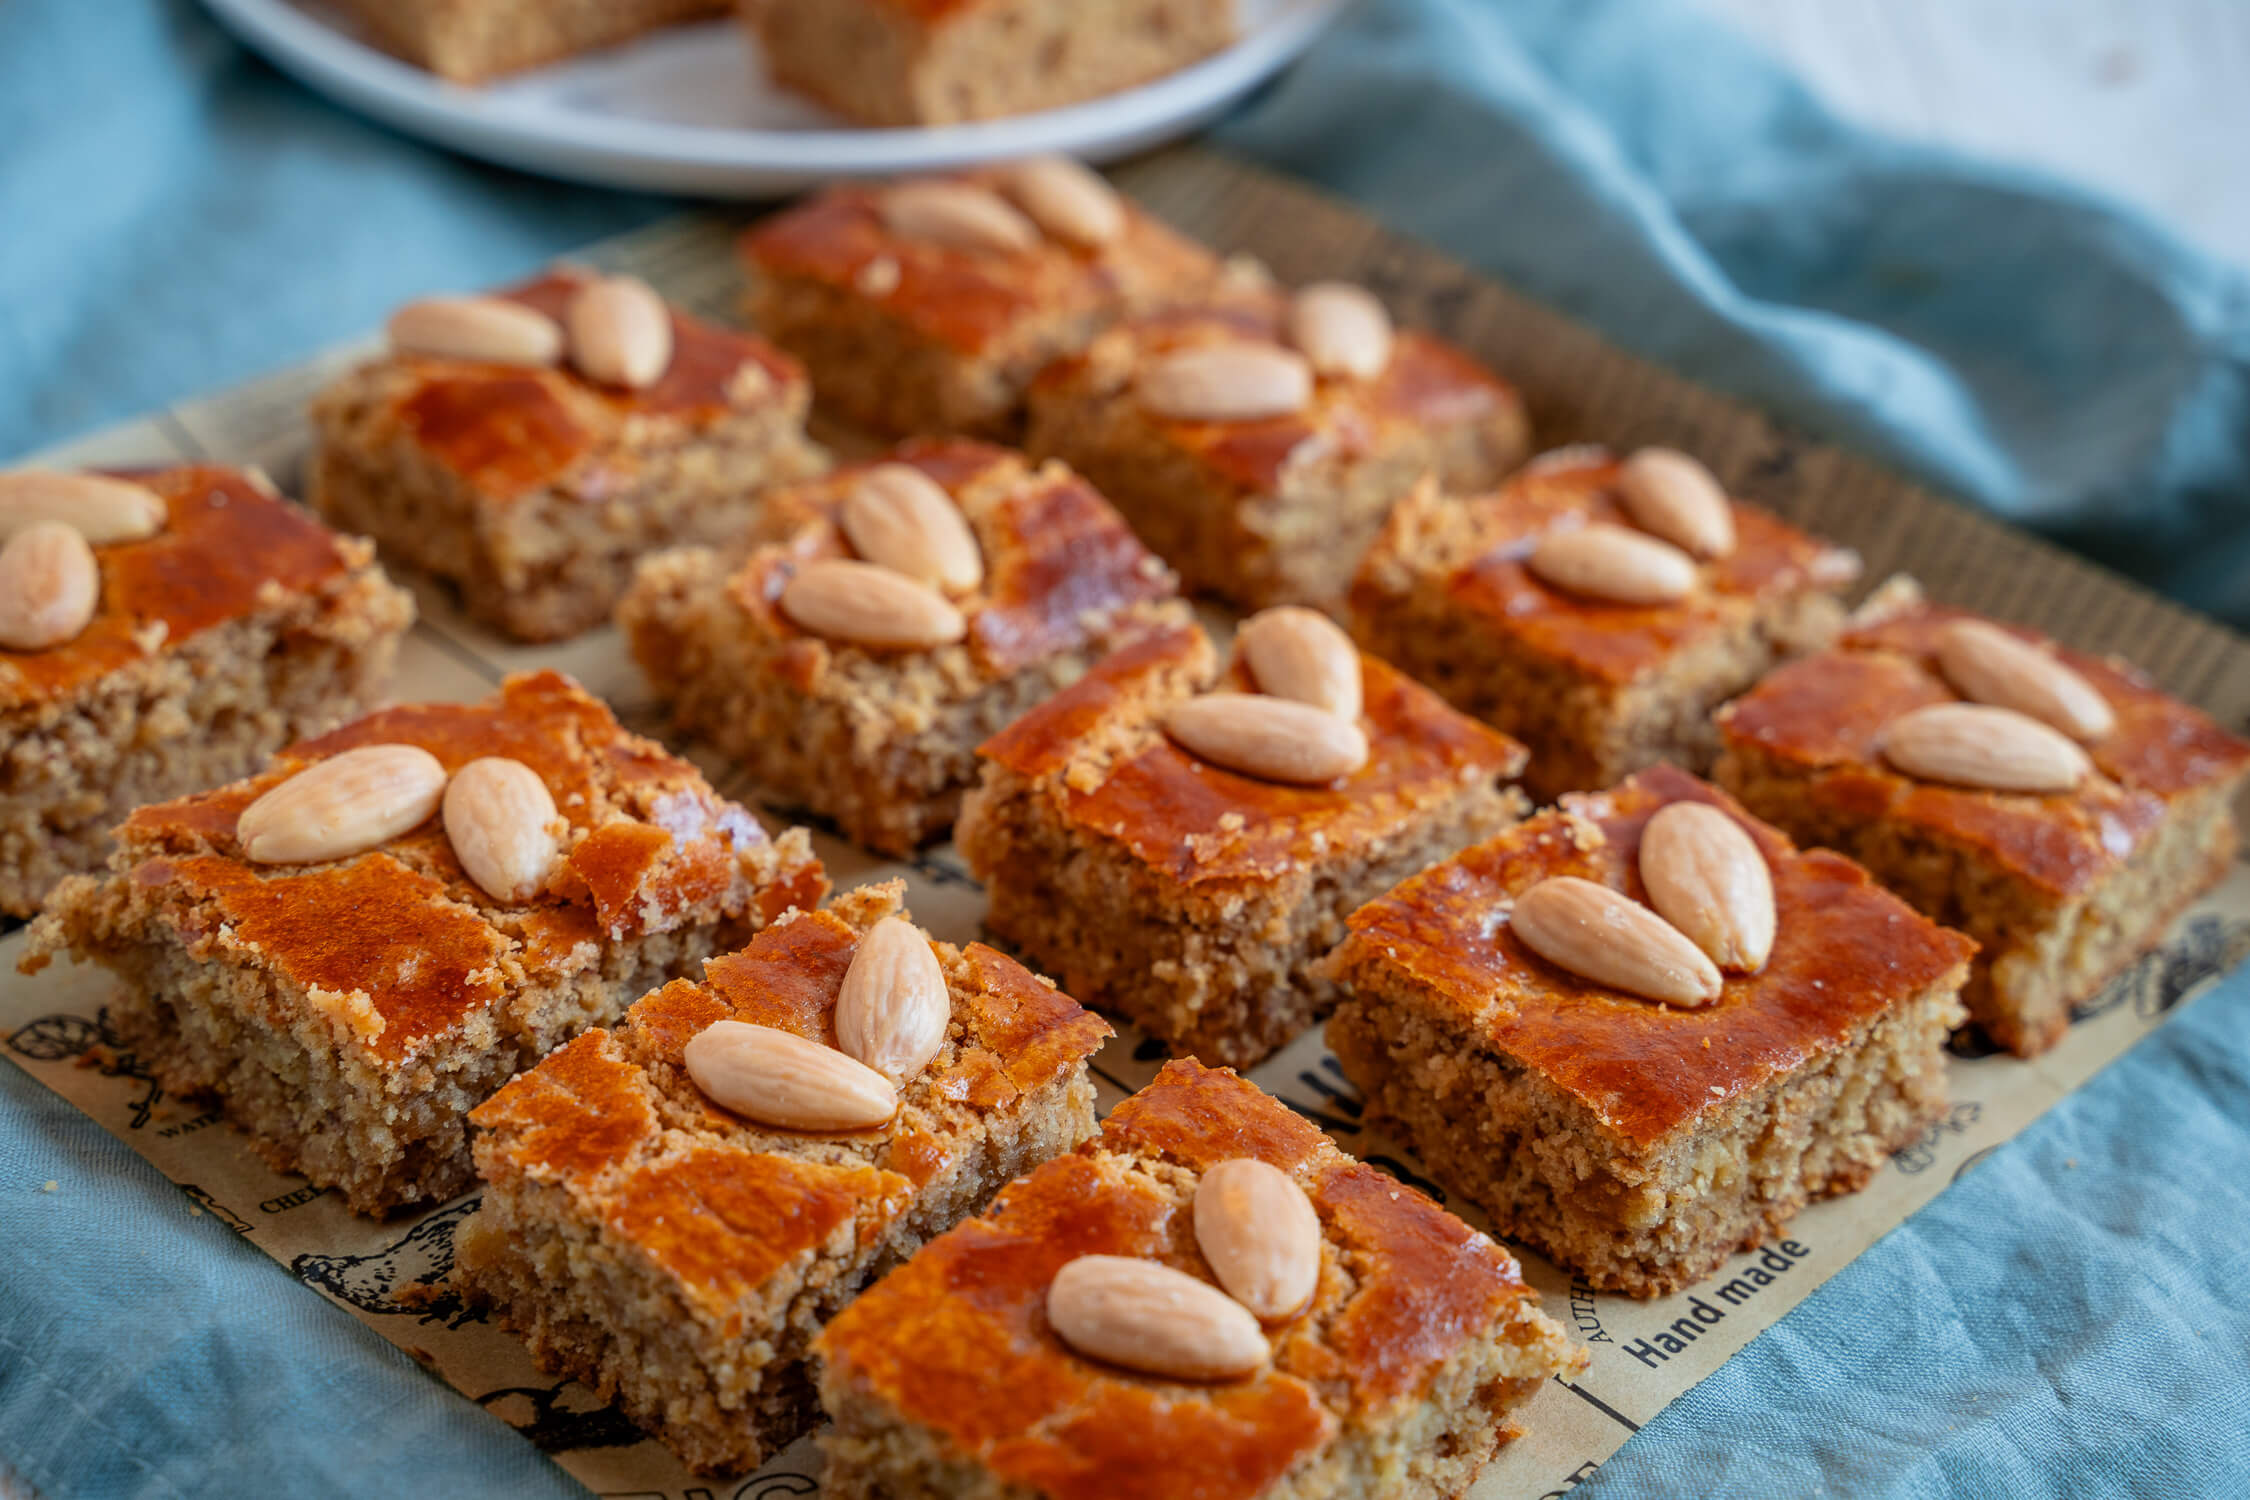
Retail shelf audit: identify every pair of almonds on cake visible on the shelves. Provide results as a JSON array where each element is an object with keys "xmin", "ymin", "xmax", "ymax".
[
  {"xmin": 1046, "ymin": 1155, "xmax": 1322, "ymax": 1382},
  {"xmin": 776, "ymin": 464, "xmax": 985, "ymax": 651},
  {"xmin": 682, "ymin": 916, "xmax": 947, "ymax": 1132},
  {"xmin": 1164, "ymin": 607, "xmax": 1370, "ymax": 786},
  {"xmin": 1878, "ymin": 620, "xmax": 2112, "ymax": 793},
  {"xmin": 1527, "ymin": 447, "xmax": 1735, "ymax": 606},
  {"xmin": 879, "ymin": 156, "xmax": 1126, "ymax": 256},
  {"xmin": 1135, "ymin": 283, "xmax": 1396, "ymax": 424},
  {"xmin": 389, "ymin": 273, "xmax": 674, "ymax": 390},
  {"xmin": 1510, "ymin": 801, "xmax": 1776, "ymax": 1009},
  {"xmin": 233, "ymin": 745, "xmax": 561, "ymax": 905},
  {"xmin": 0, "ymin": 470, "xmax": 171, "ymax": 651}
]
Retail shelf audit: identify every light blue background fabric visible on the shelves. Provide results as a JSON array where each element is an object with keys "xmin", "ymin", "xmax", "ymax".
[{"xmin": 3, "ymin": 1, "xmax": 2248, "ymax": 1497}]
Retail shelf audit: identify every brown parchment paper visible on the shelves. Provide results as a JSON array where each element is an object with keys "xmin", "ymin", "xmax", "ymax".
[{"xmin": 5, "ymin": 148, "xmax": 2248, "ymax": 1500}]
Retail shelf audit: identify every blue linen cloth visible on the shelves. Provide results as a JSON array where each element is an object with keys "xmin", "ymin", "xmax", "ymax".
[{"xmin": 2, "ymin": 2, "xmax": 2247, "ymax": 1497}]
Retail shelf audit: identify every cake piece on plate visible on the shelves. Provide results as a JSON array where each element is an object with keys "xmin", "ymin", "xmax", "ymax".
[
  {"xmin": 1323, "ymin": 764, "xmax": 1974, "ymax": 1298},
  {"xmin": 309, "ymin": 267, "xmax": 826, "ymax": 642},
  {"xmin": 1348, "ymin": 445, "xmax": 1861, "ymax": 801},
  {"xmin": 1715, "ymin": 576, "xmax": 2250, "ymax": 1057},
  {"xmin": 744, "ymin": 0, "xmax": 1239, "ymax": 126},
  {"xmin": 740, "ymin": 164, "xmax": 1220, "ymax": 438},
  {"xmin": 617, "ymin": 437, "xmax": 1185, "ymax": 855},
  {"xmin": 816, "ymin": 1058, "xmax": 1584, "ymax": 1500},
  {"xmin": 1026, "ymin": 285, "xmax": 1532, "ymax": 613},
  {"xmin": 0, "ymin": 464, "xmax": 412, "ymax": 917},
  {"xmin": 957, "ymin": 615, "xmax": 1528, "ymax": 1067},
  {"xmin": 22, "ymin": 671, "xmax": 825, "ymax": 1215},
  {"xmin": 333, "ymin": 0, "xmax": 727, "ymax": 83},
  {"xmin": 455, "ymin": 880, "xmax": 1111, "ymax": 1474}
]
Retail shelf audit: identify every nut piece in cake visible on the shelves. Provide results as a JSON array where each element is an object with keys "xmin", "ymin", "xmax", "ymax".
[
  {"xmin": 956, "ymin": 619, "xmax": 1529, "ymax": 1068},
  {"xmin": 1348, "ymin": 445, "xmax": 1862, "ymax": 801},
  {"xmin": 1714, "ymin": 577, "xmax": 2250, "ymax": 1057},
  {"xmin": 332, "ymin": 0, "xmax": 728, "ymax": 83},
  {"xmin": 21, "ymin": 671, "xmax": 826, "ymax": 1215},
  {"xmin": 454, "ymin": 881, "xmax": 1112, "ymax": 1475},
  {"xmin": 744, "ymin": 1, "xmax": 1239, "ymax": 127},
  {"xmin": 618, "ymin": 438, "xmax": 1187, "ymax": 856},
  {"xmin": 308, "ymin": 268, "xmax": 827, "ymax": 643},
  {"xmin": 1321, "ymin": 765, "xmax": 1974, "ymax": 1298},
  {"xmin": 740, "ymin": 168, "xmax": 1221, "ymax": 438},
  {"xmin": 1026, "ymin": 286, "xmax": 1532, "ymax": 613},
  {"xmin": 0, "ymin": 464, "xmax": 413, "ymax": 917},
  {"xmin": 815, "ymin": 1058, "xmax": 1584, "ymax": 1500}
]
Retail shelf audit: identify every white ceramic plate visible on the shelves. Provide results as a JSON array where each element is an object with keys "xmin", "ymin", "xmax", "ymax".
[{"xmin": 198, "ymin": 0, "xmax": 1346, "ymax": 197}]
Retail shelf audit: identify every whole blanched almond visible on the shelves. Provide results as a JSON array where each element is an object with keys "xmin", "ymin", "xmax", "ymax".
[
  {"xmin": 1136, "ymin": 344, "xmax": 1314, "ymax": 423},
  {"xmin": 235, "ymin": 743, "xmax": 447, "ymax": 865},
  {"xmin": 1193, "ymin": 1159, "xmax": 1321, "ymax": 1323},
  {"xmin": 1528, "ymin": 523, "xmax": 1698, "ymax": 606},
  {"xmin": 1510, "ymin": 875, "xmax": 1723, "ymax": 1007},
  {"xmin": 0, "ymin": 521, "xmax": 100, "ymax": 652},
  {"xmin": 880, "ymin": 180, "xmax": 1042, "ymax": 256},
  {"xmin": 1937, "ymin": 620, "xmax": 2115, "ymax": 742},
  {"xmin": 1616, "ymin": 447, "xmax": 1736, "ymax": 560},
  {"xmin": 443, "ymin": 756, "xmax": 559, "ymax": 904},
  {"xmin": 835, "ymin": 916, "xmax": 951, "ymax": 1084},
  {"xmin": 1164, "ymin": 693, "xmax": 1370, "ymax": 786},
  {"xmin": 566, "ymin": 274, "xmax": 673, "ymax": 390},
  {"xmin": 840, "ymin": 464, "xmax": 984, "ymax": 594},
  {"xmin": 387, "ymin": 296, "xmax": 563, "ymax": 366},
  {"xmin": 1005, "ymin": 156, "xmax": 1125, "ymax": 247},
  {"xmin": 1288, "ymin": 282, "xmax": 1394, "ymax": 381},
  {"xmin": 682, "ymin": 1019, "xmax": 898, "ymax": 1132},
  {"xmin": 1880, "ymin": 702, "xmax": 2091, "ymax": 794},
  {"xmin": 1237, "ymin": 606, "xmax": 1362, "ymax": 721},
  {"xmin": 1046, "ymin": 1255, "xmax": 1270, "ymax": 1381},
  {"xmin": 1638, "ymin": 802, "xmax": 1775, "ymax": 974},
  {"xmin": 0, "ymin": 471, "xmax": 167, "ymax": 544},
  {"xmin": 780, "ymin": 558, "xmax": 967, "ymax": 650}
]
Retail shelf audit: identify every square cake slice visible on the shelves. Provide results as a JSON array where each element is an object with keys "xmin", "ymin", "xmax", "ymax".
[
  {"xmin": 1027, "ymin": 290, "xmax": 1532, "ymax": 613},
  {"xmin": 0, "ymin": 463, "xmax": 413, "ymax": 917},
  {"xmin": 1322, "ymin": 765, "xmax": 1974, "ymax": 1298},
  {"xmin": 740, "ymin": 167, "xmax": 1220, "ymax": 438},
  {"xmin": 617, "ymin": 438, "xmax": 1186, "ymax": 855},
  {"xmin": 815, "ymin": 1058, "xmax": 1585, "ymax": 1500},
  {"xmin": 957, "ymin": 619, "xmax": 1529, "ymax": 1067},
  {"xmin": 455, "ymin": 881, "xmax": 1112, "ymax": 1475},
  {"xmin": 21, "ymin": 671, "xmax": 826, "ymax": 1215},
  {"xmin": 1715, "ymin": 577, "xmax": 2250, "ymax": 1057},
  {"xmin": 309, "ymin": 267, "xmax": 827, "ymax": 642},
  {"xmin": 1349, "ymin": 446, "xmax": 1861, "ymax": 801},
  {"xmin": 744, "ymin": 0, "xmax": 1239, "ymax": 126},
  {"xmin": 334, "ymin": 0, "xmax": 728, "ymax": 83}
]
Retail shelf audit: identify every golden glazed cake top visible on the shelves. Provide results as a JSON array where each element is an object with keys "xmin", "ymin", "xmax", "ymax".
[
  {"xmin": 1033, "ymin": 298, "xmax": 1528, "ymax": 495},
  {"xmin": 471, "ymin": 883, "xmax": 1111, "ymax": 1319},
  {"xmin": 1352, "ymin": 446, "xmax": 1860, "ymax": 687},
  {"xmin": 816, "ymin": 1059, "xmax": 1574, "ymax": 1500},
  {"xmin": 977, "ymin": 623, "xmax": 1528, "ymax": 888},
  {"xmin": 728, "ymin": 438, "xmax": 1179, "ymax": 679},
  {"xmin": 1718, "ymin": 588, "xmax": 2250, "ymax": 897},
  {"xmin": 106, "ymin": 671, "xmax": 825, "ymax": 1067},
  {"xmin": 740, "ymin": 175, "xmax": 1221, "ymax": 359},
  {"xmin": 1, "ymin": 464, "xmax": 376, "ymax": 712},
  {"xmin": 356, "ymin": 269, "xmax": 805, "ymax": 503},
  {"xmin": 1328, "ymin": 765, "xmax": 1976, "ymax": 1149}
]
